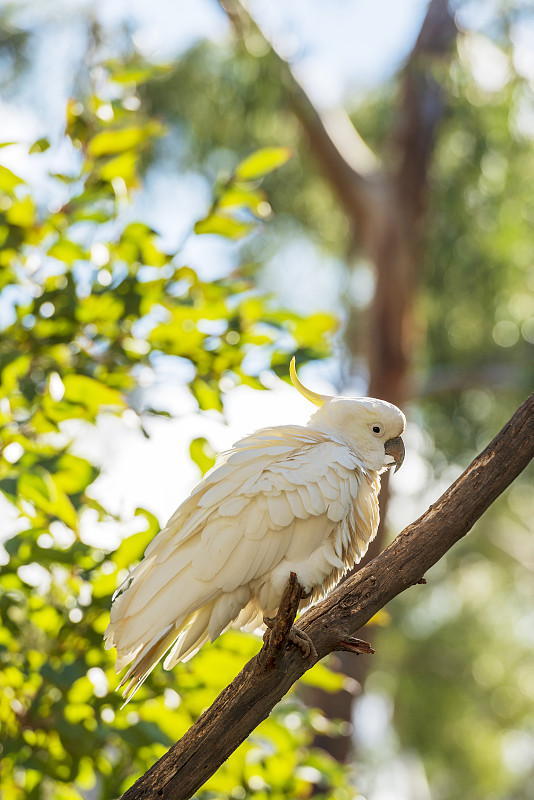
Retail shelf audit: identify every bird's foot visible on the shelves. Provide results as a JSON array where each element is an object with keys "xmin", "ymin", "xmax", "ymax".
[
  {"xmin": 335, "ymin": 636, "xmax": 375, "ymax": 656},
  {"xmin": 263, "ymin": 616, "xmax": 317, "ymax": 660},
  {"xmin": 287, "ymin": 624, "xmax": 317, "ymax": 660},
  {"xmin": 260, "ymin": 572, "xmax": 317, "ymax": 668}
]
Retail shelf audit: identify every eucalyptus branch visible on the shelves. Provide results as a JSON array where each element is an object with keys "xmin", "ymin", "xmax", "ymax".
[{"xmin": 217, "ymin": 0, "xmax": 376, "ymax": 232}]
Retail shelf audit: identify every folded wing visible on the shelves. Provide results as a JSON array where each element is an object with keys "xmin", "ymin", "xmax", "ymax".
[{"xmin": 104, "ymin": 425, "xmax": 379, "ymax": 700}]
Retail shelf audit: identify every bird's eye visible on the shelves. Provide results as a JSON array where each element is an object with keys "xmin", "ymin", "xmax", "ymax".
[{"xmin": 371, "ymin": 424, "xmax": 383, "ymax": 435}]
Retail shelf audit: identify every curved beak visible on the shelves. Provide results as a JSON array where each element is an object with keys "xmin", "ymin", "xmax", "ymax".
[{"xmin": 384, "ymin": 435, "xmax": 405, "ymax": 473}]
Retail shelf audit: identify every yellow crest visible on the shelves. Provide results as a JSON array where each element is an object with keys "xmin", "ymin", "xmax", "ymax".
[{"xmin": 289, "ymin": 357, "xmax": 332, "ymax": 407}]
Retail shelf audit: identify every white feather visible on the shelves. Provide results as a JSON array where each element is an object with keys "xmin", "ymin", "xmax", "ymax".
[
  {"xmin": 266, "ymin": 492, "xmax": 294, "ymax": 528},
  {"xmin": 285, "ymin": 490, "xmax": 308, "ymax": 519}
]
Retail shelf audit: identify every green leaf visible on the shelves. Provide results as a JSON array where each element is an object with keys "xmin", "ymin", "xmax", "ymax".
[
  {"xmin": 0, "ymin": 163, "xmax": 25, "ymax": 192},
  {"xmin": 18, "ymin": 470, "xmax": 78, "ymax": 531},
  {"xmin": 47, "ymin": 239, "xmax": 88, "ymax": 265},
  {"xmin": 0, "ymin": 354, "xmax": 31, "ymax": 396},
  {"xmin": 76, "ymin": 294, "xmax": 125, "ymax": 326},
  {"xmin": 98, "ymin": 151, "xmax": 137, "ymax": 184},
  {"xmin": 6, "ymin": 196, "xmax": 35, "ymax": 228},
  {"xmin": 293, "ymin": 311, "xmax": 338, "ymax": 347},
  {"xmin": 299, "ymin": 661, "xmax": 347, "ymax": 693},
  {"xmin": 189, "ymin": 437, "xmax": 217, "ymax": 476},
  {"xmin": 112, "ymin": 524, "xmax": 157, "ymax": 571},
  {"xmin": 18, "ymin": 471, "xmax": 52, "ymax": 507},
  {"xmin": 134, "ymin": 507, "xmax": 160, "ymax": 537},
  {"xmin": 194, "ymin": 214, "xmax": 253, "ymax": 240},
  {"xmin": 29, "ymin": 137, "xmax": 51, "ymax": 154},
  {"xmin": 54, "ymin": 454, "xmax": 94, "ymax": 495},
  {"xmin": 141, "ymin": 237, "xmax": 170, "ymax": 267},
  {"xmin": 234, "ymin": 147, "xmax": 293, "ymax": 181},
  {"xmin": 105, "ymin": 59, "xmax": 172, "ymax": 84},
  {"xmin": 218, "ymin": 185, "xmax": 270, "ymax": 218},
  {"xmin": 191, "ymin": 378, "xmax": 223, "ymax": 412},
  {"xmin": 62, "ymin": 375, "xmax": 126, "ymax": 416},
  {"xmin": 88, "ymin": 123, "xmax": 163, "ymax": 158}
]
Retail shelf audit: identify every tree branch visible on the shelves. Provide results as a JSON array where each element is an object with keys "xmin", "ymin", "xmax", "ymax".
[
  {"xmin": 120, "ymin": 391, "xmax": 534, "ymax": 800},
  {"xmin": 217, "ymin": 0, "xmax": 376, "ymax": 232}
]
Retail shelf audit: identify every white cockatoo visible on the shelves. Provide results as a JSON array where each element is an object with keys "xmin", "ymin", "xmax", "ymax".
[{"xmin": 105, "ymin": 360, "xmax": 406, "ymax": 700}]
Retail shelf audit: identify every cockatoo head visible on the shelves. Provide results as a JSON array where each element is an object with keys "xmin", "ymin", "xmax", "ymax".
[{"xmin": 290, "ymin": 359, "xmax": 406, "ymax": 474}]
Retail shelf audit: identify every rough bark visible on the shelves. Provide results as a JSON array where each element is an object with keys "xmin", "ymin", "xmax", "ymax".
[{"xmin": 120, "ymin": 391, "xmax": 534, "ymax": 800}]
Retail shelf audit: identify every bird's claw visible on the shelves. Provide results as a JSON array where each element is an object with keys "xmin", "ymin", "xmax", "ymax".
[
  {"xmin": 287, "ymin": 625, "xmax": 317, "ymax": 660},
  {"xmin": 263, "ymin": 616, "xmax": 317, "ymax": 660}
]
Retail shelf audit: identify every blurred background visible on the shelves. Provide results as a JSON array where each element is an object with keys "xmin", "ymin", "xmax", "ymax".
[{"xmin": 1, "ymin": 0, "xmax": 533, "ymax": 798}]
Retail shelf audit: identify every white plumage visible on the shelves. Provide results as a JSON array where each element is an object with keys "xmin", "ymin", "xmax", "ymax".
[{"xmin": 105, "ymin": 360, "xmax": 406, "ymax": 700}]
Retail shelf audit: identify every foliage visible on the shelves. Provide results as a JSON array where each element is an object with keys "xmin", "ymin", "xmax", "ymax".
[
  {"xmin": 420, "ymin": 58, "xmax": 534, "ymax": 460},
  {"xmin": 2, "ymin": 3, "xmax": 534, "ymax": 800},
  {"xmin": 0, "ymin": 56, "xmax": 342, "ymax": 800}
]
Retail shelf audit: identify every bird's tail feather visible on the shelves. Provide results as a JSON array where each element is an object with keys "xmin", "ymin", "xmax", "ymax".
[
  {"xmin": 117, "ymin": 602, "xmax": 218, "ymax": 703},
  {"xmin": 116, "ymin": 589, "xmax": 259, "ymax": 702},
  {"xmin": 163, "ymin": 603, "xmax": 214, "ymax": 669},
  {"xmin": 118, "ymin": 623, "xmax": 177, "ymax": 704}
]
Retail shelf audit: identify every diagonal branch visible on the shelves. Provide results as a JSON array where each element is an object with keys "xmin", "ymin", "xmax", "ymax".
[
  {"xmin": 217, "ymin": 0, "xmax": 377, "ymax": 232},
  {"xmin": 120, "ymin": 391, "xmax": 534, "ymax": 800}
]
